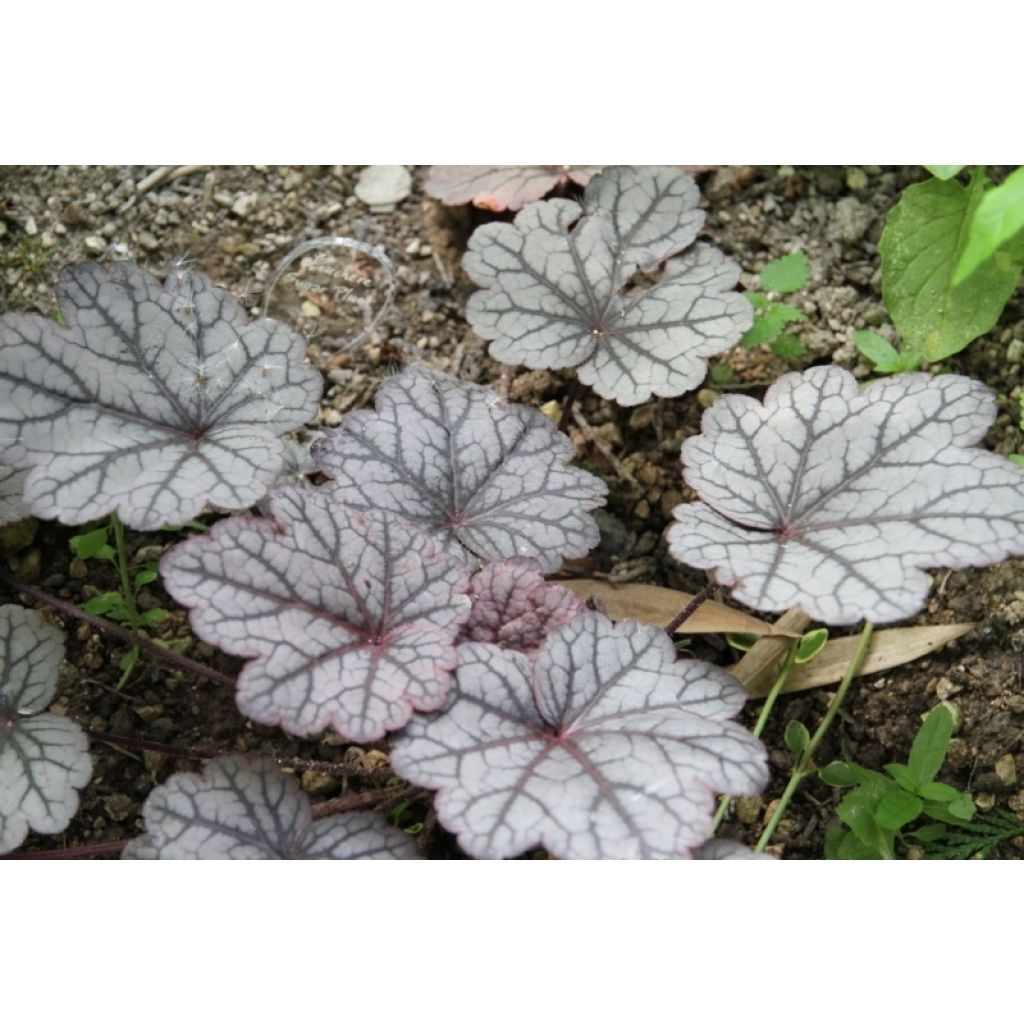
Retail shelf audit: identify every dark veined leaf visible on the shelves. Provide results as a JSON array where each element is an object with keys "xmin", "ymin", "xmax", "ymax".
[
  {"xmin": 0, "ymin": 467, "xmax": 29, "ymax": 526},
  {"xmin": 390, "ymin": 610, "xmax": 768, "ymax": 859},
  {"xmin": 122, "ymin": 756, "xmax": 417, "ymax": 859},
  {"xmin": 668, "ymin": 366, "xmax": 1024, "ymax": 624},
  {"xmin": 0, "ymin": 605, "xmax": 92, "ymax": 854},
  {"xmin": 424, "ymin": 165, "xmax": 601, "ymax": 211},
  {"xmin": 312, "ymin": 366, "xmax": 607, "ymax": 572},
  {"xmin": 461, "ymin": 557, "xmax": 584, "ymax": 653},
  {"xmin": 692, "ymin": 838, "xmax": 774, "ymax": 860},
  {"xmin": 463, "ymin": 166, "xmax": 752, "ymax": 406},
  {"xmin": 161, "ymin": 486, "xmax": 473, "ymax": 742},
  {"xmin": 0, "ymin": 261, "xmax": 323, "ymax": 529}
]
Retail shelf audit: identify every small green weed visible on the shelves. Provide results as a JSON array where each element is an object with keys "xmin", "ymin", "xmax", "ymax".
[{"xmin": 740, "ymin": 251, "xmax": 809, "ymax": 360}]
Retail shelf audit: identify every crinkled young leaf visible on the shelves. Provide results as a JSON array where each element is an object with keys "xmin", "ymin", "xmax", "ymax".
[
  {"xmin": 0, "ymin": 261, "xmax": 322, "ymax": 529},
  {"xmin": 462, "ymin": 557, "xmax": 584, "ymax": 653},
  {"xmin": 391, "ymin": 611, "xmax": 768, "ymax": 859},
  {"xmin": 425, "ymin": 166, "xmax": 600, "ymax": 211},
  {"xmin": 0, "ymin": 467, "xmax": 29, "ymax": 526},
  {"xmin": 0, "ymin": 605, "xmax": 91, "ymax": 854},
  {"xmin": 122, "ymin": 756, "xmax": 417, "ymax": 860},
  {"xmin": 464, "ymin": 165, "xmax": 752, "ymax": 406},
  {"xmin": 668, "ymin": 366, "xmax": 1024, "ymax": 624},
  {"xmin": 161, "ymin": 486, "xmax": 472, "ymax": 742},
  {"xmin": 312, "ymin": 366, "xmax": 606, "ymax": 571}
]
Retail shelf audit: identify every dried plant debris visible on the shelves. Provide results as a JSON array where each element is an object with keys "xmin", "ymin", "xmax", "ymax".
[
  {"xmin": 668, "ymin": 366, "xmax": 1024, "ymax": 624},
  {"xmin": 122, "ymin": 756, "xmax": 417, "ymax": 859},
  {"xmin": 461, "ymin": 557, "xmax": 584, "ymax": 653},
  {"xmin": 425, "ymin": 165, "xmax": 601, "ymax": 211},
  {"xmin": 0, "ymin": 467, "xmax": 29, "ymax": 526},
  {"xmin": 0, "ymin": 261, "xmax": 322, "ymax": 529},
  {"xmin": 312, "ymin": 366, "xmax": 607, "ymax": 571},
  {"xmin": 161, "ymin": 487, "xmax": 473, "ymax": 742},
  {"xmin": 0, "ymin": 605, "xmax": 91, "ymax": 854},
  {"xmin": 463, "ymin": 165, "xmax": 752, "ymax": 406},
  {"xmin": 391, "ymin": 611, "xmax": 768, "ymax": 859}
]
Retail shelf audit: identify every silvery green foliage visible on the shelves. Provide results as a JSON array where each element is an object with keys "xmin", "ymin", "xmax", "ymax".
[
  {"xmin": 312, "ymin": 366, "xmax": 607, "ymax": 572},
  {"xmin": 0, "ymin": 605, "xmax": 91, "ymax": 854},
  {"xmin": 0, "ymin": 261, "xmax": 322, "ymax": 529},
  {"xmin": 462, "ymin": 557, "xmax": 583, "ymax": 653},
  {"xmin": 425, "ymin": 165, "xmax": 600, "ymax": 211},
  {"xmin": 122, "ymin": 756, "xmax": 417, "ymax": 859},
  {"xmin": 390, "ymin": 611, "xmax": 768, "ymax": 859},
  {"xmin": 463, "ymin": 165, "xmax": 752, "ymax": 406},
  {"xmin": 255, "ymin": 435, "xmax": 319, "ymax": 516},
  {"xmin": 161, "ymin": 486, "xmax": 472, "ymax": 742},
  {"xmin": 693, "ymin": 839, "xmax": 773, "ymax": 860},
  {"xmin": 668, "ymin": 366, "xmax": 1024, "ymax": 624},
  {"xmin": 0, "ymin": 467, "xmax": 29, "ymax": 526}
]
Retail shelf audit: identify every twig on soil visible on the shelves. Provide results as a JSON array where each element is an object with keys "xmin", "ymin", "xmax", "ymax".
[{"xmin": 664, "ymin": 579, "xmax": 719, "ymax": 636}]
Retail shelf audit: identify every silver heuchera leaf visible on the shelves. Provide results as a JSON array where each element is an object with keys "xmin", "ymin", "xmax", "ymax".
[
  {"xmin": 463, "ymin": 166, "xmax": 752, "ymax": 406},
  {"xmin": 122, "ymin": 756, "xmax": 417, "ymax": 859},
  {"xmin": 668, "ymin": 366, "xmax": 1024, "ymax": 625},
  {"xmin": 693, "ymin": 839, "xmax": 774, "ymax": 860},
  {"xmin": 312, "ymin": 366, "xmax": 607, "ymax": 572},
  {"xmin": 0, "ymin": 467, "xmax": 29, "ymax": 526},
  {"xmin": 390, "ymin": 610, "xmax": 768, "ymax": 859},
  {"xmin": 161, "ymin": 486, "xmax": 473, "ymax": 742},
  {"xmin": 425, "ymin": 165, "xmax": 601, "ymax": 211},
  {"xmin": 0, "ymin": 605, "xmax": 92, "ymax": 854},
  {"xmin": 461, "ymin": 557, "xmax": 584, "ymax": 653},
  {"xmin": 0, "ymin": 261, "xmax": 323, "ymax": 529}
]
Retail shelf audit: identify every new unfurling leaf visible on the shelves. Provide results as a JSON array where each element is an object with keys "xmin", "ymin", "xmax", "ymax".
[{"xmin": 425, "ymin": 165, "xmax": 601, "ymax": 211}]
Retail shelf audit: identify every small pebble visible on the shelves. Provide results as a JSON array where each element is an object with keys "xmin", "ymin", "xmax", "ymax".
[
  {"xmin": 84, "ymin": 235, "xmax": 106, "ymax": 254},
  {"xmin": 231, "ymin": 192, "xmax": 260, "ymax": 218},
  {"xmin": 355, "ymin": 165, "xmax": 412, "ymax": 208},
  {"xmin": 995, "ymin": 753, "xmax": 1018, "ymax": 787}
]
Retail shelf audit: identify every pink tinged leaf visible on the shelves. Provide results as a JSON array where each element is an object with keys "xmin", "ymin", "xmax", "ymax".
[
  {"xmin": 463, "ymin": 166, "xmax": 752, "ymax": 406},
  {"xmin": 0, "ymin": 467, "xmax": 29, "ymax": 526},
  {"xmin": 311, "ymin": 366, "xmax": 607, "ymax": 572},
  {"xmin": 462, "ymin": 557, "xmax": 584, "ymax": 653},
  {"xmin": 668, "ymin": 366, "xmax": 1024, "ymax": 625},
  {"xmin": 122, "ymin": 755, "xmax": 417, "ymax": 860},
  {"xmin": 160, "ymin": 486, "xmax": 473, "ymax": 742},
  {"xmin": 0, "ymin": 261, "xmax": 323, "ymax": 529},
  {"xmin": 390, "ymin": 610, "xmax": 768, "ymax": 860},
  {"xmin": 424, "ymin": 166, "xmax": 602, "ymax": 211},
  {"xmin": 0, "ymin": 605, "xmax": 92, "ymax": 854}
]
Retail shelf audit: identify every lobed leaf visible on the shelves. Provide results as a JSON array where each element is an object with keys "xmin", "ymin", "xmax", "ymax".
[
  {"xmin": 0, "ymin": 261, "xmax": 323, "ymax": 529},
  {"xmin": 122, "ymin": 756, "xmax": 417, "ymax": 859},
  {"xmin": 0, "ymin": 467, "xmax": 29, "ymax": 526},
  {"xmin": 463, "ymin": 166, "xmax": 752, "ymax": 406},
  {"xmin": 312, "ymin": 366, "xmax": 606, "ymax": 571},
  {"xmin": 668, "ymin": 366, "xmax": 1024, "ymax": 624},
  {"xmin": 461, "ymin": 557, "xmax": 584, "ymax": 653},
  {"xmin": 0, "ymin": 605, "xmax": 92, "ymax": 854},
  {"xmin": 424, "ymin": 165, "xmax": 601, "ymax": 211},
  {"xmin": 161, "ymin": 486, "xmax": 473, "ymax": 742},
  {"xmin": 391, "ymin": 610, "xmax": 768, "ymax": 859}
]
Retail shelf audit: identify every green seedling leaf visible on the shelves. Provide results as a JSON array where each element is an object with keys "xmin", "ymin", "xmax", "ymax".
[
  {"xmin": 946, "ymin": 793, "xmax": 975, "ymax": 821},
  {"xmin": 770, "ymin": 335, "xmax": 805, "ymax": 359},
  {"xmin": 880, "ymin": 173, "xmax": 1021, "ymax": 361},
  {"xmin": 885, "ymin": 762, "xmax": 920, "ymax": 792},
  {"xmin": 784, "ymin": 720, "xmax": 810, "ymax": 756},
  {"xmin": 908, "ymin": 705, "xmax": 954, "ymax": 786},
  {"xmin": 925, "ymin": 166, "xmax": 965, "ymax": 181},
  {"xmin": 908, "ymin": 823, "xmax": 947, "ymax": 842},
  {"xmin": 70, "ymin": 527, "xmax": 112, "ymax": 560},
  {"xmin": 709, "ymin": 363, "xmax": 733, "ymax": 384},
  {"xmin": 80, "ymin": 592, "xmax": 126, "ymax": 616},
  {"xmin": 953, "ymin": 166, "xmax": 1024, "ymax": 284},
  {"xmin": 820, "ymin": 761, "xmax": 857, "ymax": 787},
  {"xmin": 921, "ymin": 797, "xmax": 975, "ymax": 826},
  {"xmin": 853, "ymin": 329, "xmax": 911, "ymax": 373},
  {"xmin": 140, "ymin": 608, "xmax": 168, "ymax": 626},
  {"xmin": 795, "ymin": 628, "xmax": 828, "ymax": 664},
  {"xmin": 917, "ymin": 781, "xmax": 960, "ymax": 802},
  {"xmin": 1011, "ymin": 455, "xmax": 1024, "ymax": 468},
  {"xmin": 118, "ymin": 646, "xmax": 140, "ymax": 674},
  {"xmin": 875, "ymin": 790, "xmax": 924, "ymax": 830},
  {"xmin": 726, "ymin": 632, "xmax": 759, "ymax": 652},
  {"xmin": 741, "ymin": 302, "xmax": 806, "ymax": 348},
  {"xmin": 760, "ymin": 252, "xmax": 809, "ymax": 294},
  {"xmin": 134, "ymin": 569, "xmax": 159, "ymax": 587},
  {"xmin": 837, "ymin": 789, "xmax": 891, "ymax": 856}
]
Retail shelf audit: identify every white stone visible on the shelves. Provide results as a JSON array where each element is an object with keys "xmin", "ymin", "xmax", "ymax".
[{"xmin": 355, "ymin": 165, "xmax": 412, "ymax": 207}]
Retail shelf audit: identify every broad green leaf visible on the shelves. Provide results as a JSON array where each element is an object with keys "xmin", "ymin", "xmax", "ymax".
[
  {"xmin": 907, "ymin": 823, "xmax": 947, "ymax": 842},
  {"xmin": 770, "ymin": 335, "xmax": 806, "ymax": 359},
  {"xmin": 885, "ymin": 762, "xmax": 920, "ymax": 792},
  {"xmin": 908, "ymin": 705, "xmax": 954, "ymax": 786},
  {"xmin": 880, "ymin": 174, "xmax": 1022, "ymax": 361},
  {"xmin": 70, "ymin": 527, "xmax": 110, "ymax": 560},
  {"xmin": 925, "ymin": 166, "xmax": 965, "ymax": 180},
  {"xmin": 953, "ymin": 166, "xmax": 1024, "ymax": 284},
  {"xmin": 837, "ymin": 790, "xmax": 892, "ymax": 856},
  {"xmin": 760, "ymin": 252, "xmax": 809, "ymax": 294},
  {"xmin": 784, "ymin": 720, "xmax": 810, "ymax": 755},
  {"xmin": 741, "ymin": 302, "xmax": 807, "ymax": 348},
  {"xmin": 795, "ymin": 628, "xmax": 828, "ymax": 664},
  {"xmin": 917, "ymin": 781, "xmax": 960, "ymax": 802},
  {"xmin": 820, "ymin": 761, "xmax": 857, "ymax": 787},
  {"xmin": 875, "ymin": 790, "xmax": 924, "ymax": 830},
  {"xmin": 835, "ymin": 828, "xmax": 882, "ymax": 860}
]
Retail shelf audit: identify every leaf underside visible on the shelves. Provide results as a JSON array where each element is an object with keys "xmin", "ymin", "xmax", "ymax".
[
  {"xmin": 0, "ymin": 261, "xmax": 322, "ymax": 529},
  {"xmin": 668, "ymin": 366, "xmax": 1024, "ymax": 624},
  {"xmin": 463, "ymin": 165, "xmax": 752, "ymax": 406},
  {"xmin": 160, "ymin": 486, "xmax": 473, "ymax": 742},
  {"xmin": 312, "ymin": 366, "xmax": 607, "ymax": 572},
  {"xmin": 391, "ymin": 611, "xmax": 768, "ymax": 859},
  {"xmin": 0, "ymin": 605, "xmax": 91, "ymax": 854},
  {"xmin": 122, "ymin": 756, "xmax": 418, "ymax": 859},
  {"xmin": 424, "ymin": 165, "xmax": 601, "ymax": 211},
  {"xmin": 0, "ymin": 467, "xmax": 29, "ymax": 526}
]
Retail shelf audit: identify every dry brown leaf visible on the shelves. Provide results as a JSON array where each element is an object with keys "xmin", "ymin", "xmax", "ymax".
[{"xmin": 562, "ymin": 580, "xmax": 799, "ymax": 637}]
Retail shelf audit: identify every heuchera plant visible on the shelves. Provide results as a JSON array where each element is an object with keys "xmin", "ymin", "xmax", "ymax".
[
  {"xmin": 0, "ymin": 605, "xmax": 92, "ymax": 854},
  {"xmin": 0, "ymin": 468, "xmax": 29, "ymax": 527},
  {"xmin": 463, "ymin": 165, "xmax": 752, "ymax": 406},
  {"xmin": 0, "ymin": 261, "xmax": 322, "ymax": 529},
  {"xmin": 425, "ymin": 165, "xmax": 601, "ymax": 211}
]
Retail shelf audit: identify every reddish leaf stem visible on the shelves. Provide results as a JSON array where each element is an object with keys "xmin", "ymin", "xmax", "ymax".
[{"xmin": 664, "ymin": 579, "xmax": 719, "ymax": 636}]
